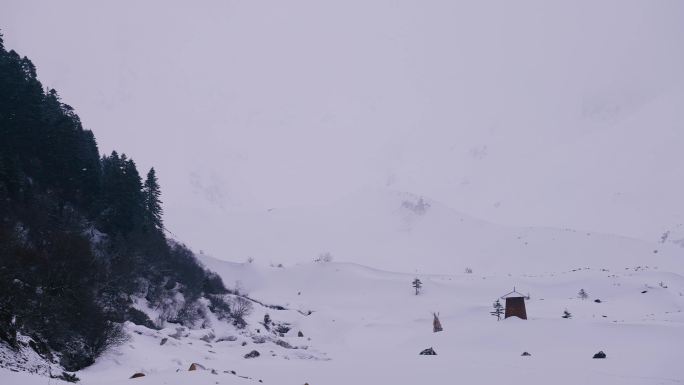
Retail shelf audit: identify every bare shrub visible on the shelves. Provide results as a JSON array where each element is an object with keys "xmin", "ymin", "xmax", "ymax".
[{"xmin": 230, "ymin": 296, "xmax": 253, "ymax": 328}]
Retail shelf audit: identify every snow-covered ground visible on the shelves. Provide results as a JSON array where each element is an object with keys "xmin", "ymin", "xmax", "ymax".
[{"xmin": 5, "ymin": 254, "xmax": 682, "ymax": 385}]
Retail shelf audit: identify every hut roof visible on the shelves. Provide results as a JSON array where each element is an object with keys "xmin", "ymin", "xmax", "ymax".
[{"xmin": 500, "ymin": 287, "xmax": 526, "ymax": 299}]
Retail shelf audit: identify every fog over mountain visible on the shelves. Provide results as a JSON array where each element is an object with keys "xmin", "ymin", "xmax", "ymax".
[{"xmin": 3, "ymin": 0, "xmax": 684, "ymax": 262}]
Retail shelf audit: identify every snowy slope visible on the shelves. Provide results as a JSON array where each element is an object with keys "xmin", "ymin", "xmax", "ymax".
[
  {"xmin": 4, "ymin": 257, "xmax": 680, "ymax": 385},
  {"xmin": 197, "ymin": 189, "xmax": 683, "ymax": 275}
]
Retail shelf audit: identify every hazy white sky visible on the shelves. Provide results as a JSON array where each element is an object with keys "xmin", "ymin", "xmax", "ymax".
[{"xmin": 2, "ymin": 0, "xmax": 683, "ymax": 255}]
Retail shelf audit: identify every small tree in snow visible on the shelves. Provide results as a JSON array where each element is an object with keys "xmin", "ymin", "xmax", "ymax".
[
  {"xmin": 314, "ymin": 252, "xmax": 333, "ymax": 263},
  {"xmin": 578, "ymin": 289, "xmax": 588, "ymax": 300},
  {"xmin": 562, "ymin": 309, "xmax": 572, "ymax": 319},
  {"xmin": 491, "ymin": 299, "xmax": 504, "ymax": 321},
  {"xmin": 412, "ymin": 278, "xmax": 423, "ymax": 295}
]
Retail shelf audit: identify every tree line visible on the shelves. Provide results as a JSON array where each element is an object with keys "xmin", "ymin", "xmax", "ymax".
[{"xmin": 0, "ymin": 30, "xmax": 229, "ymax": 371}]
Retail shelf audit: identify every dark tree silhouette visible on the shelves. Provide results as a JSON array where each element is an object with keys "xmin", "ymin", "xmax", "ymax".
[
  {"xmin": 143, "ymin": 167, "xmax": 163, "ymax": 231},
  {"xmin": 491, "ymin": 299, "xmax": 504, "ymax": 321},
  {"xmin": 412, "ymin": 278, "xmax": 423, "ymax": 295}
]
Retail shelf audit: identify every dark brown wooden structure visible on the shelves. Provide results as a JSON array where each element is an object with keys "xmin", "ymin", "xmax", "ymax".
[{"xmin": 501, "ymin": 287, "xmax": 528, "ymax": 320}]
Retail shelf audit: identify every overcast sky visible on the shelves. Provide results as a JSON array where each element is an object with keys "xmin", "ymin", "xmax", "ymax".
[{"xmin": 2, "ymin": 0, "xmax": 683, "ymax": 257}]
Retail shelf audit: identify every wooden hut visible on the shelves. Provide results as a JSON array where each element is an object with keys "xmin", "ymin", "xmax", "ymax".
[{"xmin": 500, "ymin": 287, "xmax": 527, "ymax": 320}]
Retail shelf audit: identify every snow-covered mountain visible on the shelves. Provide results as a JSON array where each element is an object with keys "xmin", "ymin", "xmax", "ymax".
[
  {"xmin": 193, "ymin": 189, "xmax": 683, "ymax": 275},
  {"xmin": 2, "ymin": 1, "xmax": 683, "ymax": 251},
  {"xmin": 2, "ymin": 2, "xmax": 683, "ymax": 384}
]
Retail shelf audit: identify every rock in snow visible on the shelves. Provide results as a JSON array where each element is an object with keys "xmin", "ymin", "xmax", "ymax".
[
  {"xmin": 244, "ymin": 350, "xmax": 261, "ymax": 359},
  {"xmin": 419, "ymin": 348, "xmax": 437, "ymax": 356},
  {"xmin": 593, "ymin": 351, "xmax": 607, "ymax": 359}
]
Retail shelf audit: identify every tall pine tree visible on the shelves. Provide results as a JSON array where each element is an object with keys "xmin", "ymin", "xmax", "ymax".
[{"xmin": 143, "ymin": 167, "xmax": 163, "ymax": 231}]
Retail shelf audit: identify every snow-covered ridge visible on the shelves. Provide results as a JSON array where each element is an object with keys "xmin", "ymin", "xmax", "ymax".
[{"xmin": 205, "ymin": 188, "xmax": 683, "ymax": 275}]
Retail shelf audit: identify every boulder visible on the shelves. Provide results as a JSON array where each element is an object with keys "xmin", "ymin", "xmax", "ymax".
[
  {"xmin": 200, "ymin": 332, "xmax": 215, "ymax": 343},
  {"xmin": 593, "ymin": 351, "xmax": 607, "ymax": 359},
  {"xmin": 160, "ymin": 338, "xmax": 168, "ymax": 346},
  {"xmin": 252, "ymin": 335, "xmax": 267, "ymax": 344},
  {"xmin": 244, "ymin": 350, "xmax": 261, "ymax": 359},
  {"xmin": 419, "ymin": 347, "xmax": 437, "ymax": 355},
  {"xmin": 275, "ymin": 339, "xmax": 293, "ymax": 349},
  {"xmin": 298, "ymin": 331, "xmax": 304, "ymax": 337},
  {"xmin": 188, "ymin": 363, "xmax": 205, "ymax": 371},
  {"xmin": 521, "ymin": 352, "xmax": 531, "ymax": 356},
  {"xmin": 217, "ymin": 335, "xmax": 238, "ymax": 342},
  {"xmin": 130, "ymin": 373, "xmax": 145, "ymax": 379},
  {"xmin": 594, "ymin": 299, "xmax": 602, "ymax": 303}
]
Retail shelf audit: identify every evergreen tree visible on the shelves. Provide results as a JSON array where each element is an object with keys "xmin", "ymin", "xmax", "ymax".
[
  {"xmin": 578, "ymin": 289, "xmax": 588, "ymax": 300},
  {"xmin": 98, "ymin": 152, "xmax": 145, "ymax": 235},
  {"xmin": 412, "ymin": 278, "xmax": 422, "ymax": 295},
  {"xmin": 143, "ymin": 167, "xmax": 163, "ymax": 231},
  {"xmin": 491, "ymin": 299, "xmax": 504, "ymax": 321}
]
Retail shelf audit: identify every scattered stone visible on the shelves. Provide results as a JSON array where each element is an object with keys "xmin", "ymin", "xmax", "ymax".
[
  {"xmin": 169, "ymin": 327, "xmax": 184, "ymax": 339},
  {"xmin": 130, "ymin": 373, "xmax": 145, "ymax": 379},
  {"xmin": 593, "ymin": 351, "xmax": 607, "ymax": 359},
  {"xmin": 244, "ymin": 350, "xmax": 261, "ymax": 359},
  {"xmin": 521, "ymin": 352, "xmax": 531, "ymax": 356},
  {"xmin": 211, "ymin": 369, "xmax": 218, "ymax": 375},
  {"xmin": 641, "ymin": 290, "xmax": 648, "ymax": 294},
  {"xmin": 594, "ymin": 299, "xmax": 602, "ymax": 303},
  {"xmin": 188, "ymin": 363, "xmax": 205, "ymax": 371},
  {"xmin": 160, "ymin": 338, "xmax": 168, "ymax": 346},
  {"xmin": 419, "ymin": 347, "xmax": 437, "ymax": 355},
  {"xmin": 252, "ymin": 335, "xmax": 267, "ymax": 344},
  {"xmin": 275, "ymin": 339, "xmax": 293, "ymax": 349},
  {"xmin": 298, "ymin": 331, "xmax": 304, "ymax": 337},
  {"xmin": 200, "ymin": 332, "xmax": 215, "ymax": 343},
  {"xmin": 241, "ymin": 341, "xmax": 248, "ymax": 346},
  {"xmin": 217, "ymin": 335, "xmax": 238, "ymax": 342}
]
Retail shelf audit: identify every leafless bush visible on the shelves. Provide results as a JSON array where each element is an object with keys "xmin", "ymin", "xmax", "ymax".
[{"xmin": 230, "ymin": 296, "xmax": 253, "ymax": 328}]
